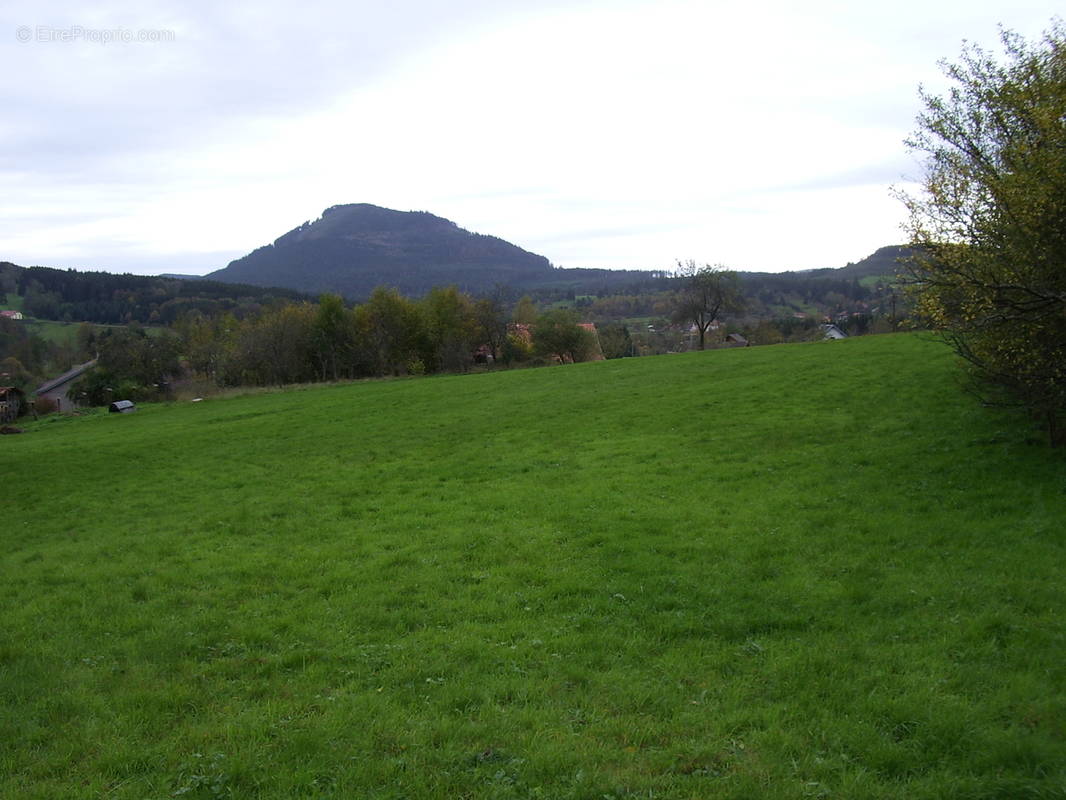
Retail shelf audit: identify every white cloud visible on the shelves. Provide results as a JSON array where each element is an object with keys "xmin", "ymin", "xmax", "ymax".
[{"xmin": 0, "ymin": 0, "xmax": 1060, "ymax": 274}]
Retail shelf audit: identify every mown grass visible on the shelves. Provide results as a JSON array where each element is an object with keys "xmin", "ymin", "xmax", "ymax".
[
  {"xmin": 19, "ymin": 318, "xmax": 167, "ymax": 346},
  {"xmin": 2, "ymin": 334, "xmax": 1064, "ymax": 799}
]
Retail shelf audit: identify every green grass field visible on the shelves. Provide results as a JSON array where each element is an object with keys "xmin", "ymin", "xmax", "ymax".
[
  {"xmin": 21, "ymin": 318, "xmax": 168, "ymax": 346},
  {"xmin": 1, "ymin": 293, "xmax": 24, "ymax": 313},
  {"xmin": 3, "ymin": 334, "xmax": 1064, "ymax": 799},
  {"xmin": 22, "ymin": 318, "xmax": 85, "ymax": 346}
]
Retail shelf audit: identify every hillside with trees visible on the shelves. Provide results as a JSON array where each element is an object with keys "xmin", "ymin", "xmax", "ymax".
[
  {"xmin": 0, "ymin": 261, "xmax": 307, "ymax": 326},
  {"xmin": 208, "ymin": 204, "xmax": 553, "ymax": 298},
  {"xmin": 206, "ymin": 204, "xmax": 671, "ymax": 299}
]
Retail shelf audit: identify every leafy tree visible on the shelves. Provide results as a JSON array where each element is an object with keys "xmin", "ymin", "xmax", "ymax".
[
  {"xmin": 473, "ymin": 295, "xmax": 508, "ymax": 363},
  {"xmin": 420, "ymin": 287, "xmax": 478, "ymax": 373},
  {"xmin": 597, "ymin": 322, "xmax": 636, "ymax": 359},
  {"xmin": 78, "ymin": 326, "xmax": 182, "ymax": 403},
  {"xmin": 175, "ymin": 312, "xmax": 233, "ymax": 383},
  {"xmin": 354, "ymin": 287, "xmax": 423, "ymax": 376},
  {"xmin": 501, "ymin": 329, "xmax": 533, "ymax": 365},
  {"xmin": 511, "ymin": 295, "xmax": 538, "ymax": 325},
  {"xmin": 672, "ymin": 261, "xmax": 743, "ymax": 350},
  {"xmin": 261, "ymin": 304, "xmax": 317, "ymax": 385},
  {"xmin": 313, "ymin": 294, "xmax": 354, "ymax": 381},
  {"xmin": 899, "ymin": 22, "xmax": 1066, "ymax": 444},
  {"xmin": 533, "ymin": 309, "xmax": 596, "ymax": 363},
  {"xmin": 0, "ymin": 355, "xmax": 33, "ymax": 390}
]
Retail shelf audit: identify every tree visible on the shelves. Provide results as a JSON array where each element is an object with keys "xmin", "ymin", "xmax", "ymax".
[
  {"xmin": 473, "ymin": 295, "xmax": 508, "ymax": 363},
  {"xmin": 511, "ymin": 295, "xmax": 538, "ymax": 325},
  {"xmin": 420, "ymin": 287, "xmax": 478, "ymax": 373},
  {"xmin": 899, "ymin": 22, "xmax": 1066, "ymax": 444},
  {"xmin": 672, "ymin": 261, "xmax": 743, "ymax": 350},
  {"xmin": 313, "ymin": 293, "xmax": 354, "ymax": 381},
  {"xmin": 78, "ymin": 326, "xmax": 182, "ymax": 403},
  {"xmin": 533, "ymin": 309, "xmax": 596, "ymax": 363},
  {"xmin": 354, "ymin": 287, "xmax": 423, "ymax": 376},
  {"xmin": 597, "ymin": 322, "xmax": 636, "ymax": 359}
]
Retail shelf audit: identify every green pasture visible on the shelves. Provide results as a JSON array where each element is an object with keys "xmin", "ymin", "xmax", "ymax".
[
  {"xmin": 1, "ymin": 293, "xmax": 24, "ymax": 312},
  {"xmin": 2, "ymin": 334, "xmax": 1063, "ymax": 798}
]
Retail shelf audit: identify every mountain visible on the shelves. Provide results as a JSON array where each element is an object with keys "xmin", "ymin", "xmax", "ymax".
[
  {"xmin": 206, "ymin": 204, "xmax": 557, "ymax": 299},
  {"xmin": 800, "ymin": 245, "xmax": 918, "ymax": 280}
]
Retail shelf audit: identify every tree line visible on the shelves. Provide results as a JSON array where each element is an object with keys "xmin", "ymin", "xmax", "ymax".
[{"xmin": 70, "ymin": 287, "xmax": 615, "ymax": 404}]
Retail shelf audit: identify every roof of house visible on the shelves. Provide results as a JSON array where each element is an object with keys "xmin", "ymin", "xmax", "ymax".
[
  {"xmin": 35, "ymin": 359, "xmax": 98, "ymax": 395},
  {"xmin": 0, "ymin": 310, "xmax": 22, "ymax": 318}
]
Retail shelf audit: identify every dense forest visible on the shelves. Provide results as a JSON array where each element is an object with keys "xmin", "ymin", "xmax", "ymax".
[{"xmin": 0, "ymin": 261, "xmax": 306, "ymax": 326}]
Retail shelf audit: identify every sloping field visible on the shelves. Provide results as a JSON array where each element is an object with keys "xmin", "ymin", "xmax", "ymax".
[{"xmin": 2, "ymin": 334, "xmax": 1064, "ymax": 799}]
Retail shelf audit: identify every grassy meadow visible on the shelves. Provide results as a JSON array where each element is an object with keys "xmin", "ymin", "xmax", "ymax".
[{"xmin": 2, "ymin": 333, "xmax": 1064, "ymax": 799}]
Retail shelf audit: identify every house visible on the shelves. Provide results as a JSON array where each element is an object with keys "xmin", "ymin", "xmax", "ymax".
[
  {"xmin": 724, "ymin": 333, "xmax": 749, "ymax": 347},
  {"xmin": 0, "ymin": 310, "xmax": 23, "ymax": 320},
  {"xmin": 34, "ymin": 358, "xmax": 97, "ymax": 413},
  {"xmin": 822, "ymin": 324, "xmax": 848, "ymax": 340},
  {"xmin": 0, "ymin": 387, "xmax": 25, "ymax": 423}
]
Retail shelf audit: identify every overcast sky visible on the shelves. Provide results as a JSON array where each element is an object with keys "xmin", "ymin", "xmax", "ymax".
[{"xmin": 1, "ymin": 1, "xmax": 1060, "ymax": 276}]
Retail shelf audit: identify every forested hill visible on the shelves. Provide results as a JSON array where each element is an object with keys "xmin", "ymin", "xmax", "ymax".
[
  {"xmin": 1, "ymin": 243, "xmax": 915, "ymax": 327},
  {"xmin": 738, "ymin": 245, "xmax": 916, "ymax": 283},
  {"xmin": 206, "ymin": 204, "xmax": 563, "ymax": 298},
  {"xmin": 0, "ymin": 261, "xmax": 307, "ymax": 325}
]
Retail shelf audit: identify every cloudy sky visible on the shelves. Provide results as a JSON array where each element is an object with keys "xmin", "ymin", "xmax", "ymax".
[{"xmin": 1, "ymin": 1, "xmax": 1060, "ymax": 276}]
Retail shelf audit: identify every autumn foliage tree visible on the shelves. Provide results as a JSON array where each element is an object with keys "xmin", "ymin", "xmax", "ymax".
[{"xmin": 900, "ymin": 22, "xmax": 1066, "ymax": 444}]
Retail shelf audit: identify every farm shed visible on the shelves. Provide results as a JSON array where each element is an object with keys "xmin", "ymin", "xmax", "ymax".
[
  {"xmin": 109, "ymin": 400, "xmax": 136, "ymax": 414},
  {"xmin": 724, "ymin": 333, "xmax": 749, "ymax": 347},
  {"xmin": 822, "ymin": 324, "xmax": 849, "ymax": 340},
  {"xmin": 34, "ymin": 358, "xmax": 98, "ymax": 412},
  {"xmin": 0, "ymin": 386, "xmax": 25, "ymax": 422}
]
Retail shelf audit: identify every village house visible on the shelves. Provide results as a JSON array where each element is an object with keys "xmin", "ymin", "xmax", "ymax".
[
  {"xmin": 0, "ymin": 309, "xmax": 24, "ymax": 320},
  {"xmin": 34, "ymin": 359, "xmax": 97, "ymax": 413}
]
